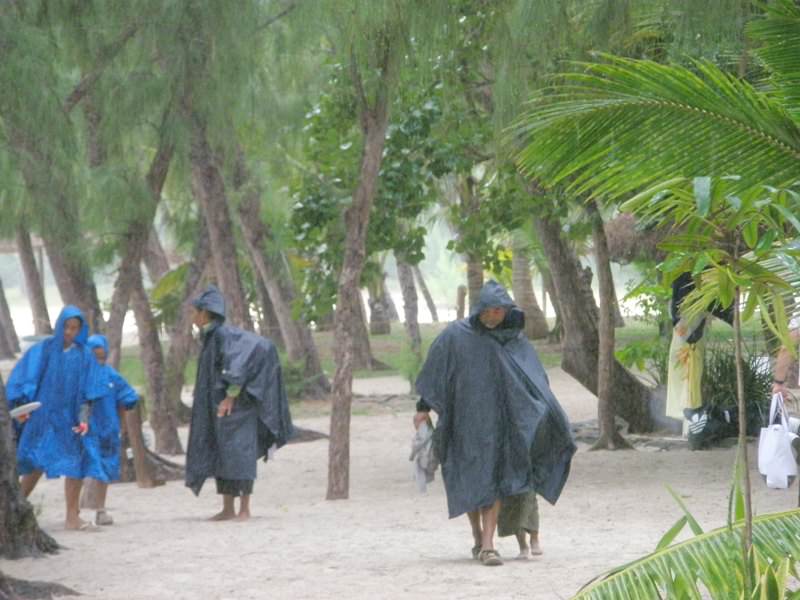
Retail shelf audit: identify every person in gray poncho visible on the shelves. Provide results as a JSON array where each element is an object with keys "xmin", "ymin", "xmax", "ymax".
[
  {"xmin": 413, "ymin": 280, "xmax": 575, "ymax": 566},
  {"xmin": 186, "ymin": 285, "xmax": 293, "ymax": 520}
]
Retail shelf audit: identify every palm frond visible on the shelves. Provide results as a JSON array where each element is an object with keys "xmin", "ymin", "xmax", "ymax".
[
  {"xmin": 513, "ymin": 55, "xmax": 800, "ymax": 202},
  {"xmin": 749, "ymin": 0, "xmax": 800, "ymax": 121},
  {"xmin": 573, "ymin": 509, "xmax": 800, "ymax": 599}
]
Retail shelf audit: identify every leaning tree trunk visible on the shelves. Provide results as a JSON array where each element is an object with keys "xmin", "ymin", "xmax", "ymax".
[
  {"xmin": 534, "ymin": 213, "xmax": 653, "ymax": 433},
  {"xmin": 254, "ymin": 270, "xmax": 285, "ymax": 348},
  {"xmin": 0, "ymin": 280, "xmax": 19, "ymax": 357},
  {"xmin": 236, "ymin": 189, "xmax": 329, "ymax": 396},
  {"xmin": 130, "ymin": 271, "xmax": 183, "ymax": 455},
  {"xmin": 466, "ymin": 256, "xmax": 483, "ymax": 314},
  {"xmin": 0, "ymin": 375, "xmax": 58, "ymax": 558},
  {"xmin": 589, "ymin": 202, "xmax": 631, "ymax": 450},
  {"xmin": 413, "ymin": 265, "xmax": 438, "ymax": 323},
  {"xmin": 143, "ymin": 226, "xmax": 170, "ymax": 284},
  {"xmin": 396, "ymin": 259, "xmax": 421, "ymax": 358},
  {"xmin": 511, "ymin": 237, "xmax": 549, "ymax": 339},
  {"xmin": 381, "ymin": 272, "xmax": 400, "ymax": 321},
  {"xmin": 188, "ymin": 116, "xmax": 253, "ymax": 331},
  {"xmin": 15, "ymin": 225, "xmax": 51, "ymax": 336},
  {"xmin": 327, "ymin": 48, "xmax": 393, "ymax": 500},
  {"xmin": 353, "ymin": 294, "xmax": 387, "ymax": 370}
]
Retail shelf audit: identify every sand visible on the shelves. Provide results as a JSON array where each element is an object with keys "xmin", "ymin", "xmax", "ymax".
[{"xmin": 2, "ymin": 368, "xmax": 797, "ymax": 600}]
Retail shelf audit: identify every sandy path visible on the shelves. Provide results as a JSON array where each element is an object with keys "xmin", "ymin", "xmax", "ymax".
[{"xmin": 3, "ymin": 369, "xmax": 797, "ymax": 599}]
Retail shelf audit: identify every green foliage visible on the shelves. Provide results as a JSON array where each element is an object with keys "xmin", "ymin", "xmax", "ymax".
[{"xmin": 615, "ymin": 338, "xmax": 669, "ymax": 387}]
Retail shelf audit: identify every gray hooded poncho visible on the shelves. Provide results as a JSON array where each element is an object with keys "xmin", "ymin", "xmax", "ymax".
[
  {"xmin": 186, "ymin": 285, "xmax": 293, "ymax": 495},
  {"xmin": 415, "ymin": 281, "xmax": 576, "ymax": 518}
]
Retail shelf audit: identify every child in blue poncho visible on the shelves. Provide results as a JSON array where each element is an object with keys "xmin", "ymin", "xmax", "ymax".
[
  {"xmin": 84, "ymin": 334, "xmax": 139, "ymax": 526},
  {"xmin": 7, "ymin": 305, "xmax": 106, "ymax": 531}
]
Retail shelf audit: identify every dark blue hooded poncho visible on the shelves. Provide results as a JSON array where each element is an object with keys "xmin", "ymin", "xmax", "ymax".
[
  {"xmin": 186, "ymin": 286, "xmax": 293, "ymax": 495},
  {"xmin": 415, "ymin": 281, "xmax": 576, "ymax": 518},
  {"xmin": 6, "ymin": 305, "xmax": 107, "ymax": 480},
  {"xmin": 84, "ymin": 334, "xmax": 139, "ymax": 482}
]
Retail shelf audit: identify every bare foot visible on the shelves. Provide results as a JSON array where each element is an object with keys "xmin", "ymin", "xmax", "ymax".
[
  {"xmin": 235, "ymin": 510, "xmax": 251, "ymax": 522},
  {"xmin": 65, "ymin": 518, "xmax": 99, "ymax": 531},
  {"xmin": 530, "ymin": 539, "xmax": 543, "ymax": 556},
  {"xmin": 516, "ymin": 547, "xmax": 531, "ymax": 560},
  {"xmin": 208, "ymin": 510, "xmax": 236, "ymax": 521}
]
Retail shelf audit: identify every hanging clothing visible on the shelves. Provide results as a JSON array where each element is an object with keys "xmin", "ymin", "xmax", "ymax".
[
  {"xmin": 415, "ymin": 280, "xmax": 575, "ymax": 519},
  {"xmin": 185, "ymin": 286, "xmax": 293, "ymax": 496},
  {"xmin": 498, "ymin": 491, "xmax": 540, "ymax": 537},
  {"xmin": 6, "ymin": 305, "xmax": 106, "ymax": 480},
  {"xmin": 84, "ymin": 335, "xmax": 139, "ymax": 482}
]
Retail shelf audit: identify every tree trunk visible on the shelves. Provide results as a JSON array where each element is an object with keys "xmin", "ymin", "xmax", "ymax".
[
  {"xmin": 381, "ymin": 272, "xmax": 400, "ymax": 321},
  {"xmin": 0, "ymin": 375, "xmax": 58, "ymax": 558},
  {"xmin": 188, "ymin": 116, "xmax": 253, "ymax": 331},
  {"xmin": 588, "ymin": 203, "xmax": 631, "ymax": 450},
  {"xmin": 143, "ymin": 226, "xmax": 170, "ymax": 284},
  {"xmin": 15, "ymin": 225, "xmax": 51, "ymax": 336},
  {"xmin": 534, "ymin": 213, "xmax": 653, "ymax": 433},
  {"xmin": 413, "ymin": 265, "xmax": 438, "ymax": 323},
  {"xmin": 511, "ymin": 237, "xmax": 549, "ymax": 339},
  {"xmin": 456, "ymin": 285, "xmax": 467, "ymax": 320},
  {"xmin": 328, "ymin": 49, "xmax": 393, "ymax": 500},
  {"xmin": 0, "ymin": 281, "xmax": 19, "ymax": 357},
  {"xmin": 236, "ymin": 190, "xmax": 330, "ymax": 396},
  {"xmin": 466, "ymin": 256, "xmax": 483, "ymax": 314},
  {"xmin": 367, "ymin": 285, "xmax": 391, "ymax": 335},
  {"xmin": 611, "ymin": 279, "xmax": 626, "ymax": 328},
  {"xmin": 396, "ymin": 259, "xmax": 421, "ymax": 358},
  {"xmin": 254, "ymin": 270, "xmax": 284, "ymax": 349},
  {"xmin": 130, "ymin": 271, "xmax": 183, "ymax": 455}
]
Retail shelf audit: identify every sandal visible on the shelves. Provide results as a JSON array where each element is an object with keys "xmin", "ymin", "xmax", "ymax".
[
  {"xmin": 479, "ymin": 549, "xmax": 503, "ymax": 566},
  {"xmin": 471, "ymin": 544, "xmax": 482, "ymax": 560}
]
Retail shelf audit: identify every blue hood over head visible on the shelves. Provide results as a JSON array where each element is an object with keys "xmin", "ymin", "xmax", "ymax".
[
  {"xmin": 86, "ymin": 334, "xmax": 109, "ymax": 356},
  {"xmin": 55, "ymin": 305, "xmax": 89, "ymax": 346},
  {"xmin": 192, "ymin": 285, "xmax": 226, "ymax": 320}
]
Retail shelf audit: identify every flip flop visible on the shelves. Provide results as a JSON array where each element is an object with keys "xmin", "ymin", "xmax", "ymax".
[{"xmin": 479, "ymin": 549, "xmax": 503, "ymax": 566}]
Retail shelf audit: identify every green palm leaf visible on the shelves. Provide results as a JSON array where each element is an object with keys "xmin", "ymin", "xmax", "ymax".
[
  {"xmin": 749, "ymin": 0, "xmax": 800, "ymax": 121},
  {"xmin": 573, "ymin": 509, "xmax": 800, "ymax": 599},
  {"xmin": 513, "ymin": 54, "xmax": 800, "ymax": 202}
]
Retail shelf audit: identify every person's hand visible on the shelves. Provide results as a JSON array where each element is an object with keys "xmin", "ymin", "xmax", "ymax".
[
  {"xmin": 72, "ymin": 422, "xmax": 89, "ymax": 436},
  {"xmin": 217, "ymin": 396, "xmax": 236, "ymax": 417},
  {"xmin": 773, "ymin": 381, "xmax": 788, "ymax": 396},
  {"xmin": 413, "ymin": 411, "xmax": 430, "ymax": 430},
  {"xmin": 14, "ymin": 413, "xmax": 30, "ymax": 424}
]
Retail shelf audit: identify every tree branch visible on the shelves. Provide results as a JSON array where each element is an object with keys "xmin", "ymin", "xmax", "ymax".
[
  {"xmin": 258, "ymin": 1, "xmax": 298, "ymax": 30},
  {"xmin": 63, "ymin": 22, "xmax": 139, "ymax": 114}
]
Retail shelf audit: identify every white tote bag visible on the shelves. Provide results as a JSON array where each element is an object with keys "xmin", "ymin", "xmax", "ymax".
[{"xmin": 758, "ymin": 393, "xmax": 799, "ymax": 489}]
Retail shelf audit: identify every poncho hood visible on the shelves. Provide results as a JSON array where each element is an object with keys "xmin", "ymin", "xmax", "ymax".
[
  {"xmin": 86, "ymin": 334, "xmax": 109, "ymax": 356},
  {"xmin": 469, "ymin": 280, "xmax": 525, "ymax": 341},
  {"xmin": 55, "ymin": 305, "xmax": 89, "ymax": 346},
  {"xmin": 192, "ymin": 285, "xmax": 226, "ymax": 321}
]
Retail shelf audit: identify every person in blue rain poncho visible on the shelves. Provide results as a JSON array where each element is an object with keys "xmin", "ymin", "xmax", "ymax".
[
  {"xmin": 186, "ymin": 285, "xmax": 293, "ymax": 521},
  {"xmin": 83, "ymin": 334, "xmax": 139, "ymax": 526},
  {"xmin": 413, "ymin": 281, "xmax": 576, "ymax": 566},
  {"xmin": 6, "ymin": 305, "xmax": 106, "ymax": 530}
]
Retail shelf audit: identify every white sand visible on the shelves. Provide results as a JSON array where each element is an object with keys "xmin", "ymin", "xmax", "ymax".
[{"xmin": 3, "ymin": 369, "xmax": 797, "ymax": 599}]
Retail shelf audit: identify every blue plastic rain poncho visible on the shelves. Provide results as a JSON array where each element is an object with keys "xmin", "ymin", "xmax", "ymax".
[
  {"xmin": 186, "ymin": 286, "xmax": 293, "ymax": 495},
  {"xmin": 416, "ymin": 281, "xmax": 576, "ymax": 518},
  {"xmin": 6, "ymin": 305, "xmax": 107, "ymax": 480},
  {"xmin": 85, "ymin": 334, "xmax": 139, "ymax": 482}
]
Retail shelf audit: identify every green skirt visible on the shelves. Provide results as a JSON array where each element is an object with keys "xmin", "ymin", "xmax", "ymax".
[{"xmin": 498, "ymin": 491, "xmax": 539, "ymax": 537}]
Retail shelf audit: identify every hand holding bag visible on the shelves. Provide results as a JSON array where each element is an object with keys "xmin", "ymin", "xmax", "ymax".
[{"xmin": 758, "ymin": 393, "xmax": 799, "ymax": 489}]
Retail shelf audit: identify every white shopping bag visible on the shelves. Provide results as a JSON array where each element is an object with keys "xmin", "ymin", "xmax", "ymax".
[{"xmin": 758, "ymin": 393, "xmax": 799, "ymax": 489}]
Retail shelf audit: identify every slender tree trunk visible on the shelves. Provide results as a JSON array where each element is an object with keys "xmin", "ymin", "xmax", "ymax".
[
  {"xmin": 611, "ymin": 279, "xmax": 626, "ymax": 328},
  {"xmin": 130, "ymin": 271, "xmax": 182, "ymax": 455},
  {"xmin": 588, "ymin": 203, "xmax": 631, "ymax": 450},
  {"xmin": 367, "ymin": 284, "xmax": 391, "ymax": 335},
  {"xmin": 328, "ymin": 48, "xmax": 393, "ymax": 500},
  {"xmin": 511, "ymin": 237, "xmax": 549, "ymax": 339},
  {"xmin": 15, "ymin": 225, "xmax": 51, "ymax": 336},
  {"xmin": 143, "ymin": 227, "xmax": 170, "ymax": 284},
  {"xmin": 466, "ymin": 256, "xmax": 483, "ymax": 313},
  {"xmin": 456, "ymin": 285, "xmax": 467, "ymax": 320},
  {"xmin": 381, "ymin": 272, "xmax": 400, "ymax": 321},
  {"xmin": 188, "ymin": 117, "xmax": 253, "ymax": 331},
  {"xmin": 0, "ymin": 281, "xmax": 19, "ymax": 356},
  {"xmin": 396, "ymin": 259, "xmax": 421, "ymax": 357},
  {"xmin": 236, "ymin": 192, "xmax": 329, "ymax": 395},
  {"xmin": 254, "ymin": 271, "xmax": 284, "ymax": 348},
  {"xmin": 163, "ymin": 220, "xmax": 211, "ymax": 426},
  {"xmin": 534, "ymin": 213, "xmax": 653, "ymax": 433},
  {"xmin": 413, "ymin": 265, "xmax": 438, "ymax": 323},
  {"xmin": 0, "ymin": 376, "xmax": 58, "ymax": 558}
]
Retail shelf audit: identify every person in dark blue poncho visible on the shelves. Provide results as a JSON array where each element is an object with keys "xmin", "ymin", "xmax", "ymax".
[
  {"xmin": 6, "ymin": 305, "xmax": 106, "ymax": 530},
  {"xmin": 83, "ymin": 334, "xmax": 139, "ymax": 526},
  {"xmin": 186, "ymin": 285, "xmax": 293, "ymax": 521},
  {"xmin": 413, "ymin": 281, "xmax": 576, "ymax": 566}
]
